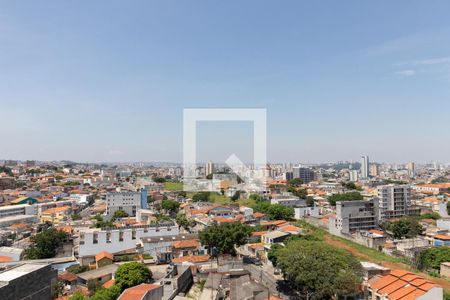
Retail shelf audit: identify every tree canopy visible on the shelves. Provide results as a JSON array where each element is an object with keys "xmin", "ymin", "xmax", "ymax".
[
  {"xmin": 26, "ymin": 228, "xmax": 68, "ymax": 259},
  {"xmin": 111, "ymin": 209, "xmax": 129, "ymax": 221},
  {"xmin": 419, "ymin": 247, "xmax": 450, "ymax": 270},
  {"xmin": 252, "ymin": 202, "xmax": 294, "ymax": 220},
  {"xmin": 192, "ymin": 192, "xmax": 211, "ymax": 202},
  {"xmin": 276, "ymin": 239, "xmax": 363, "ymax": 300},
  {"xmin": 161, "ymin": 199, "xmax": 180, "ymax": 214},
  {"xmin": 199, "ymin": 223, "xmax": 253, "ymax": 256},
  {"xmin": 385, "ymin": 217, "xmax": 424, "ymax": 239},
  {"xmin": 114, "ymin": 262, "xmax": 153, "ymax": 290},
  {"xmin": 328, "ymin": 191, "xmax": 363, "ymax": 206},
  {"xmin": 176, "ymin": 213, "xmax": 196, "ymax": 232}
]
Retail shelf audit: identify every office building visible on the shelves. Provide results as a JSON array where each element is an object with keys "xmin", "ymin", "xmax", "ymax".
[
  {"xmin": 360, "ymin": 155, "xmax": 369, "ymax": 179},
  {"xmin": 377, "ymin": 185, "xmax": 412, "ymax": 221},
  {"xmin": 334, "ymin": 199, "xmax": 379, "ymax": 234},
  {"xmin": 293, "ymin": 166, "xmax": 315, "ymax": 183}
]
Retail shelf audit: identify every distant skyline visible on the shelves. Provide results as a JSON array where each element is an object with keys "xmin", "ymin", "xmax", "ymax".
[{"xmin": 1, "ymin": 2, "xmax": 450, "ymax": 163}]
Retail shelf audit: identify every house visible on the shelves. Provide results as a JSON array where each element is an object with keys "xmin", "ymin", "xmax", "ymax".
[
  {"xmin": 440, "ymin": 262, "xmax": 450, "ymax": 278},
  {"xmin": 76, "ymin": 264, "xmax": 118, "ymax": 287},
  {"xmin": 10, "ymin": 197, "xmax": 37, "ymax": 205},
  {"xmin": 118, "ymin": 283, "xmax": 163, "ymax": 300},
  {"xmin": 40, "ymin": 205, "xmax": 72, "ymax": 224},
  {"xmin": 172, "ymin": 239, "xmax": 200, "ymax": 258},
  {"xmin": 95, "ymin": 251, "xmax": 113, "ymax": 268},
  {"xmin": 366, "ymin": 269, "xmax": 442, "ymax": 300},
  {"xmin": 58, "ymin": 272, "xmax": 78, "ymax": 290},
  {"xmin": 261, "ymin": 230, "xmax": 290, "ymax": 245},
  {"xmin": 0, "ymin": 246, "xmax": 24, "ymax": 261},
  {"xmin": 433, "ymin": 234, "xmax": 450, "ymax": 246}
]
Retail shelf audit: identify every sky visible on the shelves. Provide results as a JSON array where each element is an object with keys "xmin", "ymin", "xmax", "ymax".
[{"xmin": 1, "ymin": 1, "xmax": 450, "ymax": 164}]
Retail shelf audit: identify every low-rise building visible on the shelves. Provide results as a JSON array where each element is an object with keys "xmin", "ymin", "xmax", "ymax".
[
  {"xmin": 118, "ymin": 283, "xmax": 163, "ymax": 300},
  {"xmin": 0, "ymin": 263, "xmax": 57, "ymax": 300}
]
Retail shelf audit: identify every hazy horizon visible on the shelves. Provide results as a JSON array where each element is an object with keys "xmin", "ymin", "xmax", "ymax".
[{"xmin": 1, "ymin": 1, "xmax": 450, "ymax": 163}]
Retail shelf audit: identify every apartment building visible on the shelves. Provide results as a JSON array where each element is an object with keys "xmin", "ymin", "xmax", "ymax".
[
  {"xmin": 292, "ymin": 167, "xmax": 316, "ymax": 183},
  {"xmin": 105, "ymin": 190, "xmax": 147, "ymax": 219},
  {"xmin": 334, "ymin": 199, "xmax": 379, "ymax": 234},
  {"xmin": 377, "ymin": 185, "xmax": 412, "ymax": 221}
]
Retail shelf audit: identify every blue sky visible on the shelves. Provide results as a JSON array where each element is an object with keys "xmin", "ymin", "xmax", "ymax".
[{"xmin": 1, "ymin": 1, "xmax": 450, "ymax": 163}]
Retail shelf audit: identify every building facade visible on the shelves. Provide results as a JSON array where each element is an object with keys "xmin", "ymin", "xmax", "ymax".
[
  {"xmin": 105, "ymin": 191, "xmax": 145, "ymax": 219},
  {"xmin": 334, "ymin": 199, "xmax": 379, "ymax": 234},
  {"xmin": 377, "ymin": 185, "xmax": 411, "ymax": 221}
]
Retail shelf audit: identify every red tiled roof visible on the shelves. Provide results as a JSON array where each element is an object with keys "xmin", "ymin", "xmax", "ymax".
[
  {"xmin": 119, "ymin": 283, "xmax": 161, "ymax": 300},
  {"xmin": 102, "ymin": 279, "xmax": 115, "ymax": 288},
  {"xmin": 172, "ymin": 255, "xmax": 210, "ymax": 264},
  {"xmin": 58, "ymin": 272, "xmax": 77, "ymax": 282},
  {"xmin": 95, "ymin": 251, "xmax": 113, "ymax": 262},
  {"xmin": 172, "ymin": 239, "xmax": 199, "ymax": 249}
]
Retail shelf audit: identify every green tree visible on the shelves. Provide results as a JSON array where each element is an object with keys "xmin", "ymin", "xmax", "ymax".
[
  {"xmin": 69, "ymin": 291, "xmax": 87, "ymax": 300},
  {"xmin": 192, "ymin": 192, "xmax": 210, "ymax": 202},
  {"xmin": 161, "ymin": 199, "xmax": 180, "ymax": 214},
  {"xmin": 266, "ymin": 204, "xmax": 294, "ymax": 220},
  {"xmin": 288, "ymin": 178, "xmax": 304, "ymax": 186},
  {"xmin": 199, "ymin": 223, "xmax": 253, "ymax": 256},
  {"xmin": 305, "ymin": 196, "xmax": 315, "ymax": 207},
  {"xmin": 388, "ymin": 217, "xmax": 424, "ymax": 239},
  {"xmin": 328, "ymin": 192, "xmax": 363, "ymax": 206},
  {"xmin": 231, "ymin": 191, "xmax": 241, "ymax": 201},
  {"xmin": 111, "ymin": 209, "xmax": 129, "ymax": 221},
  {"xmin": 249, "ymin": 194, "xmax": 264, "ymax": 202},
  {"xmin": 115, "ymin": 262, "xmax": 153, "ymax": 290},
  {"xmin": 72, "ymin": 213, "xmax": 82, "ymax": 221},
  {"xmin": 25, "ymin": 228, "xmax": 68, "ymax": 259},
  {"xmin": 176, "ymin": 213, "xmax": 196, "ymax": 232},
  {"xmin": 276, "ymin": 240, "xmax": 363, "ymax": 300},
  {"xmin": 419, "ymin": 247, "xmax": 450, "ymax": 270},
  {"xmin": 153, "ymin": 177, "xmax": 166, "ymax": 183},
  {"xmin": 90, "ymin": 285, "xmax": 121, "ymax": 300},
  {"xmin": 267, "ymin": 243, "xmax": 283, "ymax": 267}
]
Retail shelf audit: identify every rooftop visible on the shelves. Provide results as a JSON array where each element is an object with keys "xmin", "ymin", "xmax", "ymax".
[{"xmin": 0, "ymin": 263, "xmax": 48, "ymax": 282}]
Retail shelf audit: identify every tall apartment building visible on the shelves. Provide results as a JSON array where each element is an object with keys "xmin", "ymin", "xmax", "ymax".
[
  {"xmin": 377, "ymin": 185, "xmax": 412, "ymax": 221},
  {"xmin": 370, "ymin": 164, "xmax": 379, "ymax": 177},
  {"xmin": 105, "ymin": 190, "xmax": 147, "ymax": 219},
  {"xmin": 293, "ymin": 167, "xmax": 315, "ymax": 183},
  {"xmin": 334, "ymin": 199, "xmax": 379, "ymax": 234},
  {"xmin": 205, "ymin": 161, "xmax": 214, "ymax": 176},
  {"xmin": 407, "ymin": 162, "xmax": 416, "ymax": 177},
  {"xmin": 349, "ymin": 170, "xmax": 359, "ymax": 182},
  {"xmin": 360, "ymin": 155, "xmax": 369, "ymax": 179}
]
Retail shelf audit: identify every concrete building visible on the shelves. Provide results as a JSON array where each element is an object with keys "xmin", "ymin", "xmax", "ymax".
[
  {"xmin": 0, "ymin": 263, "xmax": 57, "ymax": 300},
  {"xmin": 0, "ymin": 177, "xmax": 15, "ymax": 191},
  {"xmin": 292, "ymin": 166, "xmax": 315, "ymax": 183},
  {"xmin": 334, "ymin": 199, "xmax": 379, "ymax": 234},
  {"xmin": 370, "ymin": 164, "xmax": 379, "ymax": 177},
  {"xmin": 349, "ymin": 170, "xmax": 359, "ymax": 182},
  {"xmin": 205, "ymin": 160, "xmax": 214, "ymax": 176},
  {"xmin": 105, "ymin": 190, "xmax": 146, "ymax": 219},
  {"xmin": 270, "ymin": 194, "xmax": 306, "ymax": 208},
  {"xmin": 407, "ymin": 162, "xmax": 416, "ymax": 177},
  {"xmin": 377, "ymin": 185, "xmax": 412, "ymax": 221},
  {"xmin": 76, "ymin": 222, "xmax": 180, "ymax": 259},
  {"xmin": 360, "ymin": 155, "xmax": 369, "ymax": 179}
]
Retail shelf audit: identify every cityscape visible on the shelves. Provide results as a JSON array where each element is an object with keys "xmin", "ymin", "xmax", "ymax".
[{"xmin": 2, "ymin": 2, "xmax": 450, "ymax": 300}]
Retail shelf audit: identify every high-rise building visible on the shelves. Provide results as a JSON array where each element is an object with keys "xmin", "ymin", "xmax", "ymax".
[
  {"xmin": 349, "ymin": 170, "xmax": 359, "ymax": 182},
  {"xmin": 293, "ymin": 166, "xmax": 316, "ymax": 183},
  {"xmin": 370, "ymin": 164, "xmax": 379, "ymax": 177},
  {"xmin": 377, "ymin": 185, "xmax": 412, "ymax": 221},
  {"xmin": 205, "ymin": 160, "xmax": 214, "ymax": 176},
  {"xmin": 407, "ymin": 162, "xmax": 415, "ymax": 177},
  {"xmin": 360, "ymin": 155, "xmax": 369, "ymax": 179}
]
